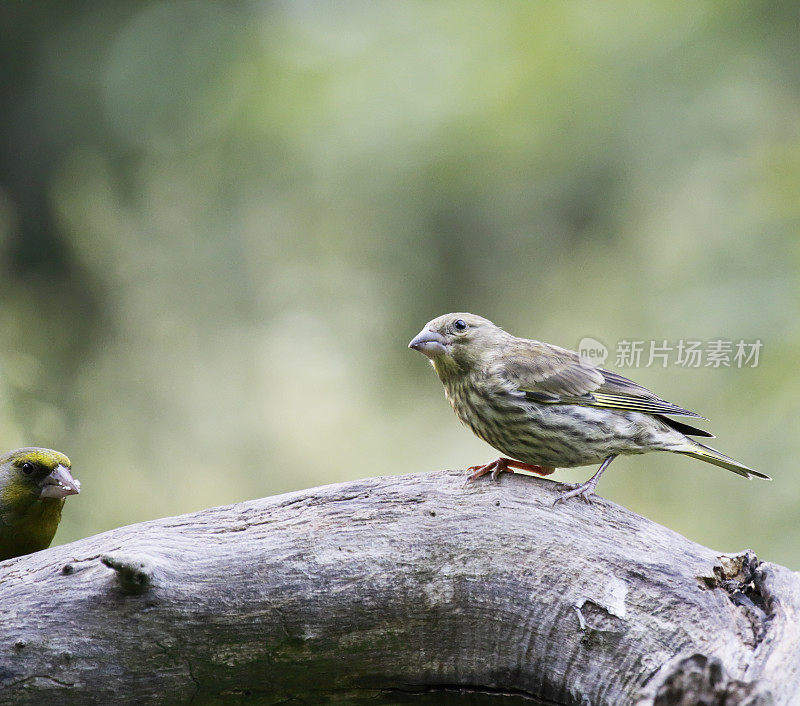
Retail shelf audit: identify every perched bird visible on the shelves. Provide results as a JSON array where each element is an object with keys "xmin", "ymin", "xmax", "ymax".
[
  {"xmin": 408, "ymin": 313, "xmax": 769, "ymax": 504},
  {"xmin": 0, "ymin": 448, "xmax": 80, "ymax": 560}
]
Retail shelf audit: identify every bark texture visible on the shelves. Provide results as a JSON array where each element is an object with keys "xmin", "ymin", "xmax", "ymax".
[{"xmin": 0, "ymin": 470, "xmax": 797, "ymax": 705}]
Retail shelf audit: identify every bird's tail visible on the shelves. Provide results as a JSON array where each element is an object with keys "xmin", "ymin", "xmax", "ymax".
[{"xmin": 678, "ymin": 441, "xmax": 771, "ymax": 480}]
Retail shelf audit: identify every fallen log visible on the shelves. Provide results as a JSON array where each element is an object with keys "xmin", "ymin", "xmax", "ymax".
[{"xmin": 0, "ymin": 470, "xmax": 797, "ymax": 704}]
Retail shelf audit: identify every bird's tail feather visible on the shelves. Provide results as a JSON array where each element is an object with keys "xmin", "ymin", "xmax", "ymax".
[{"xmin": 678, "ymin": 441, "xmax": 771, "ymax": 480}]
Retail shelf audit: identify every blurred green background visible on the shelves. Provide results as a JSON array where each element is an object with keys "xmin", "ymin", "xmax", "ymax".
[{"xmin": 1, "ymin": 2, "xmax": 798, "ymax": 566}]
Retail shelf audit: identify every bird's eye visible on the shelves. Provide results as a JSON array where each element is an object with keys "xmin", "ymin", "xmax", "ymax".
[
  {"xmin": 21, "ymin": 462, "xmax": 35, "ymax": 475},
  {"xmin": 453, "ymin": 319, "xmax": 468, "ymax": 332}
]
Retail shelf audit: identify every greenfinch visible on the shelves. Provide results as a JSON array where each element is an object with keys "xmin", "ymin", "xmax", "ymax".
[
  {"xmin": 409, "ymin": 313, "xmax": 769, "ymax": 504},
  {"xmin": 0, "ymin": 447, "xmax": 80, "ymax": 560}
]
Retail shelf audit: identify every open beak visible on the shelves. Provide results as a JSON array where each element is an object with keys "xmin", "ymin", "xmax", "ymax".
[
  {"xmin": 40, "ymin": 464, "xmax": 81, "ymax": 499},
  {"xmin": 408, "ymin": 329, "xmax": 448, "ymax": 358}
]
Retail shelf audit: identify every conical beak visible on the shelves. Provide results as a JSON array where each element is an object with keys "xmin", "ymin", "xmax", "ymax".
[
  {"xmin": 408, "ymin": 329, "xmax": 448, "ymax": 358},
  {"xmin": 40, "ymin": 464, "xmax": 81, "ymax": 499}
]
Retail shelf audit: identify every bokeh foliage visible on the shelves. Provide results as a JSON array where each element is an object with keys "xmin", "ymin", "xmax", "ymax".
[{"xmin": 0, "ymin": 1, "xmax": 798, "ymax": 565}]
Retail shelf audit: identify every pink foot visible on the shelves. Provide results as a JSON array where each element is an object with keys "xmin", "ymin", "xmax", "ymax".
[{"xmin": 466, "ymin": 458, "xmax": 555, "ymax": 484}]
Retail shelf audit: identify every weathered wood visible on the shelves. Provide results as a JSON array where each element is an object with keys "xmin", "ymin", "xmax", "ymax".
[{"xmin": 0, "ymin": 470, "xmax": 797, "ymax": 705}]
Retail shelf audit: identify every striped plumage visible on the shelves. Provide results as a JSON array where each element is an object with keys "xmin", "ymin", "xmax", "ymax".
[{"xmin": 408, "ymin": 313, "xmax": 769, "ymax": 503}]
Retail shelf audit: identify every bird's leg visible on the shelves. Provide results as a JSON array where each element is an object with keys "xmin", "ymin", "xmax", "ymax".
[
  {"xmin": 503, "ymin": 458, "xmax": 556, "ymax": 476},
  {"xmin": 553, "ymin": 455, "xmax": 618, "ymax": 505},
  {"xmin": 466, "ymin": 458, "xmax": 554, "ymax": 484}
]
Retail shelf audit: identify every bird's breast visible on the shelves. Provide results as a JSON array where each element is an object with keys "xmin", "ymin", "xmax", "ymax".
[
  {"xmin": 443, "ymin": 376, "xmax": 636, "ymax": 467},
  {"xmin": 0, "ymin": 498, "xmax": 64, "ymax": 560},
  {"xmin": 445, "ymin": 377, "xmax": 526, "ymax": 446}
]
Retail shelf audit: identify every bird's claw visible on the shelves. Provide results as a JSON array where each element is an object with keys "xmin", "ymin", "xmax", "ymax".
[
  {"xmin": 464, "ymin": 467, "xmax": 481, "ymax": 486},
  {"xmin": 465, "ymin": 464, "xmax": 493, "ymax": 484},
  {"xmin": 465, "ymin": 459, "xmax": 507, "ymax": 484},
  {"xmin": 553, "ymin": 482, "xmax": 598, "ymax": 506},
  {"xmin": 554, "ymin": 482, "xmax": 580, "ymax": 492}
]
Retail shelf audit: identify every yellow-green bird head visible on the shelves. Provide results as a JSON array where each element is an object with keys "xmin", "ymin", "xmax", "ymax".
[
  {"xmin": 0, "ymin": 448, "xmax": 80, "ymax": 561},
  {"xmin": 409, "ymin": 313, "xmax": 509, "ymax": 377}
]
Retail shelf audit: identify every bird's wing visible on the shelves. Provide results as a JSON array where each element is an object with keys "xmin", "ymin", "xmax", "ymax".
[{"xmin": 499, "ymin": 342, "xmax": 703, "ymax": 418}]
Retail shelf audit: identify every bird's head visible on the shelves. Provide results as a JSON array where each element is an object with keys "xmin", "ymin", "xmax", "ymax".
[
  {"xmin": 0, "ymin": 448, "xmax": 80, "ymax": 507},
  {"xmin": 408, "ymin": 312, "xmax": 508, "ymax": 378}
]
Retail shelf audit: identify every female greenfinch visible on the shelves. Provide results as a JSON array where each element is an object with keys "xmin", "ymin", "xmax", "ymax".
[{"xmin": 409, "ymin": 313, "xmax": 768, "ymax": 504}]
